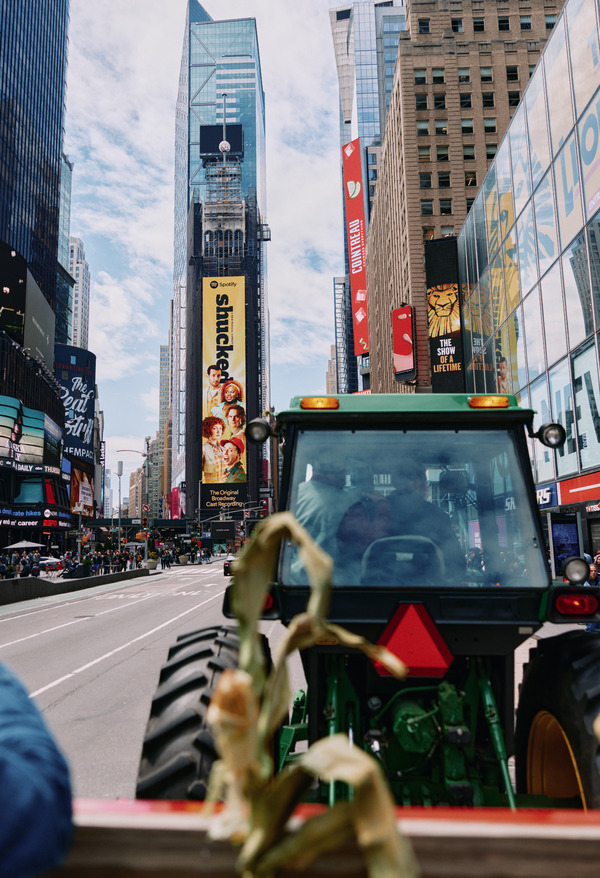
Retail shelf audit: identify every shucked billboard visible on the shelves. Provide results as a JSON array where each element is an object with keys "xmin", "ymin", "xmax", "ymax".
[
  {"xmin": 342, "ymin": 139, "xmax": 369, "ymax": 356},
  {"xmin": 201, "ymin": 277, "xmax": 248, "ymax": 511}
]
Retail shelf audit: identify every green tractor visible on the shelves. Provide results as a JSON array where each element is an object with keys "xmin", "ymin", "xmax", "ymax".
[{"xmin": 137, "ymin": 393, "xmax": 600, "ymax": 808}]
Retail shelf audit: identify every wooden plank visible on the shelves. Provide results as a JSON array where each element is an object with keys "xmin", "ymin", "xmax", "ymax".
[{"xmin": 45, "ymin": 800, "xmax": 600, "ymax": 877}]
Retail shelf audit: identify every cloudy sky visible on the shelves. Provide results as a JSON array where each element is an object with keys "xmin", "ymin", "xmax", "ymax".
[{"xmin": 64, "ymin": 0, "xmax": 345, "ymax": 496}]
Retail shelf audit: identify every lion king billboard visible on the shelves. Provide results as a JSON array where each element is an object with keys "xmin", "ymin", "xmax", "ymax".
[{"xmin": 425, "ymin": 238, "xmax": 465, "ymax": 393}]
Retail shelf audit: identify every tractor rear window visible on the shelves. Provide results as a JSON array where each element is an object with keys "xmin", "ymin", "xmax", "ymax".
[{"xmin": 280, "ymin": 428, "xmax": 548, "ymax": 589}]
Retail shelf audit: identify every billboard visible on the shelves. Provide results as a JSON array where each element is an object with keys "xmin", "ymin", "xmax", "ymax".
[
  {"xmin": 199, "ymin": 124, "xmax": 244, "ymax": 160},
  {"xmin": 425, "ymin": 238, "xmax": 465, "ymax": 393},
  {"xmin": 392, "ymin": 305, "xmax": 416, "ymax": 381},
  {"xmin": 342, "ymin": 139, "xmax": 369, "ymax": 356},
  {"xmin": 0, "ymin": 395, "xmax": 63, "ymax": 474},
  {"xmin": 201, "ymin": 277, "xmax": 248, "ymax": 512},
  {"xmin": 54, "ymin": 345, "xmax": 96, "ymax": 463},
  {"xmin": 71, "ymin": 466, "xmax": 94, "ymax": 517},
  {"xmin": 23, "ymin": 271, "xmax": 55, "ymax": 369}
]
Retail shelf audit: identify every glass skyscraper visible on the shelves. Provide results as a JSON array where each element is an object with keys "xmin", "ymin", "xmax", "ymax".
[
  {"xmin": 0, "ymin": 0, "xmax": 69, "ymax": 309},
  {"xmin": 330, "ymin": 0, "xmax": 405, "ymax": 392},
  {"xmin": 172, "ymin": 2, "xmax": 268, "ymax": 515}
]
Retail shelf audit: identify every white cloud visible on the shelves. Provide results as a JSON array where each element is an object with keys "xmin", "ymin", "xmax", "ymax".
[{"xmin": 66, "ymin": 0, "xmax": 345, "ymax": 481}]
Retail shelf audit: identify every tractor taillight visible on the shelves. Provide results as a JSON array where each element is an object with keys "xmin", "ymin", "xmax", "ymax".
[{"xmin": 555, "ymin": 592, "xmax": 599, "ymax": 616}]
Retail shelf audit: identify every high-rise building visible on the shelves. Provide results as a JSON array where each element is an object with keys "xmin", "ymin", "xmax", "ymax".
[
  {"xmin": 451, "ymin": 0, "xmax": 600, "ymax": 560},
  {"xmin": 173, "ymin": 2, "xmax": 269, "ymax": 520},
  {"xmin": 68, "ymin": 237, "xmax": 91, "ymax": 349},
  {"xmin": 0, "ymin": 0, "xmax": 69, "ymax": 309},
  {"xmin": 326, "ymin": 344, "xmax": 338, "ymax": 394},
  {"xmin": 366, "ymin": 0, "xmax": 564, "ymax": 393},
  {"xmin": 56, "ymin": 153, "xmax": 75, "ymax": 345},
  {"xmin": 330, "ymin": 0, "xmax": 406, "ymax": 393}
]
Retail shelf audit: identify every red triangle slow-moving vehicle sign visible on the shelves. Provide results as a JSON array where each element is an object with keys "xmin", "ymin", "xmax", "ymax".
[{"xmin": 375, "ymin": 603, "xmax": 453, "ymax": 677}]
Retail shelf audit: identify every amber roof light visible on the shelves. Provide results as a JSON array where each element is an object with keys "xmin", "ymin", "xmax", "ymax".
[
  {"xmin": 468, "ymin": 395, "xmax": 510, "ymax": 409},
  {"xmin": 300, "ymin": 397, "xmax": 340, "ymax": 410}
]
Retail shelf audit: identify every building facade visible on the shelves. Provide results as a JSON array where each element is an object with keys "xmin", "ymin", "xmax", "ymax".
[
  {"xmin": 172, "ymin": 2, "xmax": 269, "ymax": 521},
  {"xmin": 331, "ymin": 0, "xmax": 406, "ymax": 393},
  {"xmin": 56, "ymin": 154, "xmax": 75, "ymax": 345},
  {"xmin": 68, "ymin": 237, "xmax": 90, "ymax": 349},
  {"xmin": 0, "ymin": 0, "xmax": 69, "ymax": 309},
  {"xmin": 455, "ymin": 0, "xmax": 600, "ymax": 556},
  {"xmin": 367, "ymin": 0, "xmax": 562, "ymax": 393}
]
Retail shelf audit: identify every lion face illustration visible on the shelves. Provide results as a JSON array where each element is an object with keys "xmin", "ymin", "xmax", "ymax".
[{"xmin": 427, "ymin": 283, "xmax": 460, "ymax": 337}]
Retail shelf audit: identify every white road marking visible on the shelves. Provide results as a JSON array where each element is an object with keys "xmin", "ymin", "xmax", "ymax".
[{"xmin": 29, "ymin": 591, "xmax": 225, "ymax": 698}]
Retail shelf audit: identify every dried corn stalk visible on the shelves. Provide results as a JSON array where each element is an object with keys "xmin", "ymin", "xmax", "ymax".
[{"xmin": 206, "ymin": 511, "xmax": 418, "ymax": 878}]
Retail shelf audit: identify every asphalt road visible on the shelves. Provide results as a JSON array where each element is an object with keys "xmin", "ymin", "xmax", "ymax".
[{"xmin": 0, "ymin": 561, "xmax": 295, "ymax": 800}]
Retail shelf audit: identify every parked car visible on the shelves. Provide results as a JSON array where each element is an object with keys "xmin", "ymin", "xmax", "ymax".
[{"xmin": 223, "ymin": 554, "xmax": 236, "ymax": 576}]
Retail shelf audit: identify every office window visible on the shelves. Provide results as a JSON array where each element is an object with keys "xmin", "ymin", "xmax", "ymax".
[
  {"xmin": 421, "ymin": 200, "xmax": 434, "ymax": 215},
  {"xmin": 458, "ymin": 67, "xmax": 470, "ymax": 82},
  {"xmin": 508, "ymin": 91, "xmax": 520, "ymax": 107},
  {"xmin": 486, "ymin": 144, "xmax": 498, "ymax": 159},
  {"xmin": 432, "ymin": 69, "xmax": 444, "ymax": 84},
  {"xmin": 418, "ymin": 146, "xmax": 431, "ymax": 161},
  {"xmin": 498, "ymin": 16, "xmax": 510, "ymax": 30},
  {"xmin": 545, "ymin": 14, "xmax": 557, "ymax": 29},
  {"xmin": 416, "ymin": 94, "xmax": 428, "ymax": 110},
  {"xmin": 466, "ymin": 198, "xmax": 475, "ymax": 211},
  {"xmin": 440, "ymin": 199, "xmax": 452, "ymax": 215},
  {"xmin": 420, "ymin": 172, "xmax": 432, "ymax": 188},
  {"xmin": 414, "ymin": 69, "xmax": 427, "ymax": 84},
  {"xmin": 529, "ymin": 64, "xmax": 536, "ymax": 77},
  {"xmin": 473, "ymin": 18, "xmax": 485, "ymax": 31},
  {"xmin": 461, "ymin": 118, "xmax": 474, "ymax": 134},
  {"xmin": 452, "ymin": 18, "xmax": 463, "ymax": 32},
  {"xmin": 465, "ymin": 170, "xmax": 477, "ymax": 187},
  {"xmin": 434, "ymin": 93, "xmax": 446, "ymax": 109},
  {"xmin": 463, "ymin": 144, "xmax": 475, "ymax": 160},
  {"xmin": 507, "ymin": 65, "xmax": 519, "ymax": 81},
  {"xmin": 423, "ymin": 227, "xmax": 435, "ymax": 241},
  {"xmin": 417, "ymin": 120, "xmax": 430, "ymax": 136},
  {"xmin": 482, "ymin": 92, "xmax": 495, "ymax": 108},
  {"xmin": 484, "ymin": 118, "xmax": 497, "ymax": 133},
  {"xmin": 437, "ymin": 145, "xmax": 449, "ymax": 161},
  {"xmin": 419, "ymin": 19, "xmax": 430, "ymax": 33},
  {"xmin": 520, "ymin": 15, "xmax": 531, "ymax": 30},
  {"xmin": 441, "ymin": 225, "xmax": 454, "ymax": 236},
  {"xmin": 435, "ymin": 120, "xmax": 448, "ymax": 135},
  {"xmin": 438, "ymin": 171, "xmax": 451, "ymax": 187},
  {"xmin": 460, "ymin": 93, "xmax": 472, "ymax": 108},
  {"xmin": 480, "ymin": 67, "xmax": 493, "ymax": 82}
]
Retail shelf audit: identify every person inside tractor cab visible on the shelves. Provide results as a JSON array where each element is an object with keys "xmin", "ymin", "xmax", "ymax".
[{"xmin": 385, "ymin": 458, "xmax": 465, "ymax": 583}]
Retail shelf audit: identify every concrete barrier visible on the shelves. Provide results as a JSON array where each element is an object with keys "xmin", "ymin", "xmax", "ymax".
[{"xmin": 0, "ymin": 567, "xmax": 155, "ymax": 606}]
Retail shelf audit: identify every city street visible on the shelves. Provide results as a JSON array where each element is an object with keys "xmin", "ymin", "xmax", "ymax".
[{"xmin": 0, "ymin": 562, "xmax": 294, "ymax": 800}]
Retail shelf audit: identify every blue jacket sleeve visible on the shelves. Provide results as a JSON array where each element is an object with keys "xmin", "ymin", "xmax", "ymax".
[{"xmin": 0, "ymin": 664, "xmax": 73, "ymax": 877}]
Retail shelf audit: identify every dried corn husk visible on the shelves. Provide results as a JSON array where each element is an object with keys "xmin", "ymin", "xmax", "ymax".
[{"xmin": 206, "ymin": 511, "xmax": 418, "ymax": 878}]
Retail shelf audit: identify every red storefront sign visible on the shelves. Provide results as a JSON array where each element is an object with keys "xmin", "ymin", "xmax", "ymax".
[
  {"xmin": 558, "ymin": 470, "xmax": 600, "ymax": 505},
  {"xmin": 342, "ymin": 138, "xmax": 369, "ymax": 356}
]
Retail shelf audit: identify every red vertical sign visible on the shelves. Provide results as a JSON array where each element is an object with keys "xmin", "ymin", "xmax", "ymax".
[
  {"xmin": 393, "ymin": 305, "xmax": 415, "ymax": 380},
  {"xmin": 342, "ymin": 139, "xmax": 369, "ymax": 355}
]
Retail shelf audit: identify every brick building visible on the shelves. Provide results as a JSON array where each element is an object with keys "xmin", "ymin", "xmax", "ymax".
[{"xmin": 367, "ymin": 0, "xmax": 563, "ymax": 392}]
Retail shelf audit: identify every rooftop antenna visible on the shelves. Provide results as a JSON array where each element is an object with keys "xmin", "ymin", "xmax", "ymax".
[{"xmin": 219, "ymin": 92, "xmax": 230, "ymax": 164}]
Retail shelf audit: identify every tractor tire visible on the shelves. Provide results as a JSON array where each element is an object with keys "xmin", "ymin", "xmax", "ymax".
[
  {"xmin": 136, "ymin": 625, "xmax": 241, "ymax": 800},
  {"xmin": 515, "ymin": 629, "xmax": 600, "ymax": 808}
]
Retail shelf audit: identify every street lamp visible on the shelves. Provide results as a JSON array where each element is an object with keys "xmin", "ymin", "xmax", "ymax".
[
  {"xmin": 116, "ymin": 461, "xmax": 123, "ymax": 553},
  {"xmin": 116, "ymin": 439, "xmax": 151, "ymax": 563}
]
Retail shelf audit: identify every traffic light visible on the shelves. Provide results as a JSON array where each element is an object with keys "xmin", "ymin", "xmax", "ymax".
[{"xmin": 143, "ymin": 516, "xmax": 148, "ymax": 529}]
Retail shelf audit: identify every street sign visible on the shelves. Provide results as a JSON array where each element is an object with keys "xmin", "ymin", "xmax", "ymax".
[{"xmin": 143, "ymin": 504, "xmax": 150, "ymax": 512}]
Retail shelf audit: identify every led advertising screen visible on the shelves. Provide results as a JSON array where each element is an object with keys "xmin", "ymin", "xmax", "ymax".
[
  {"xmin": 199, "ymin": 124, "xmax": 244, "ymax": 159},
  {"xmin": 342, "ymin": 139, "xmax": 369, "ymax": 356},
  {"xmin": 54, "ymin": 345, "xmax": 96, "ymax": 463},
  {"xmin": 0, "ymin": 395, "xmax": 63, "ymax": 474},
  {"xmin": 425, "ymin": 238, "xmax": 465, "ymax": 393},
  {"xmin": 392, "ymin": 305, "xmax": 416, "ymax": 381},
  {"xmin": 71, "ymin": 466, "xmax": 94, "ymax": 517},
  {"xmin": 201, "ymin": 276, "xmax": 248, "ymax": 512}
]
